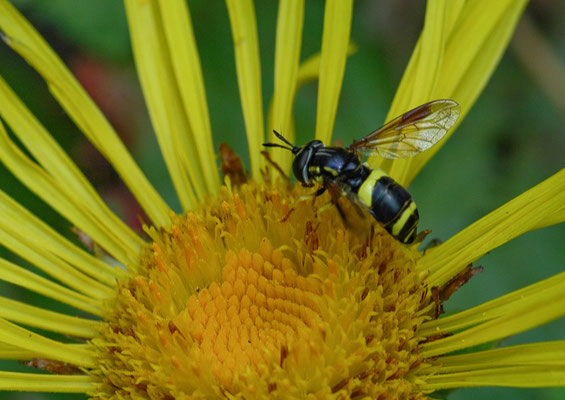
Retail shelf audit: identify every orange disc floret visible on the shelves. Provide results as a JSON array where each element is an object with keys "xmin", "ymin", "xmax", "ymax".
[{"xmin": 93, "ymin": 180, "xmax": 429, "ymax": 399}]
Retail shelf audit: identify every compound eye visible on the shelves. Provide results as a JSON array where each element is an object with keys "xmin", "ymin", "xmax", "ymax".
[
  {"xmin": 310, "ymin": 140, "xmax": 324, "ymax": 149},
  {"xmin": 293, "ymin": 147, "xmax": 313, "ymax": 184}
]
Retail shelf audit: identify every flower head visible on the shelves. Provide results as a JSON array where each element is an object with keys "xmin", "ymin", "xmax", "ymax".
[
  {"xmin": 0, "ymin": 0, "xmax": 564, "ymax": 399},
  {"xmin": 93, "ymin": 182, "xmax": 431, "ymax": 398}
]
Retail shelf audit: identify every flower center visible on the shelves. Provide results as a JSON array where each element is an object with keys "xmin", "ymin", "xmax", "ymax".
[
  {"xmin": 93, "ymin": 181, "xmax": 430, "ymax": 399},
  {"xmin": 182, "ymin": 244, "xmax": 323, "ymax": 387}
]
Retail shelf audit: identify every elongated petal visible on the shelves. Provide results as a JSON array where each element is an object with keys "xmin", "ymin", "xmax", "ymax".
[
  {"xmin": 0, "ymin": 258, "xmax": 102, "ymax": 316},
  {"xmin": 422, "ymin": 366, "xmax": 565, "ymax": 390},
  {"xmin": 385, "ymin": 0, "xmax": 465, "ymax": 122},
  {"xmin": 428, "ymin": 342, "xmax": 565, "ymax": 373},
  {"xmin": 269, "ymin": 0, "xmax": 305, "ymax": 175},
  {"xmin": 0, "ymin": 188, "xmax": 122, "ymax": 286},
  {"xmin": 420, "ymin": 282, "xmax": 565, "ymax": 357},
  {"xmin": 408, "ymin": 0, "xmax": 448, "ymax": 107},
  {"xmin": 421, "ymin": 342, "xmax": 565, "ymax": 390},
  {"xmin": 0, "ymin": 76, "xmax": 143, "ymax": 261},
  {"xmin": 420, "ymin": 270, "xmax": 565, "ymax": 337},
  {"xmin": 380, "ymin": 0, "xmax": 527, "ymax": 185},
  {"xmin": 296, "ymin": 46, "xmax": 358, "ymax": 89},
  {"xmin": 0, "ymin": 297, "xmax": 101, "ymax": 338},
  {"xmin": 156, "ymin": 0, "xmax": 220, "ymax": 195},
  {"xmin": 124, "ymin": 0, "xmax": 202, "ymax": 209},
  {"xmin": 374, "ymin": 0, "xmax": 454, "ymax": 176},
  {"xmin": 266, "ymin": 44, "xmax": 358, "ymax": 176},
  {"xmin": 315, "ymin": 0, "xmax": 353, "ymax": 144},
  {"xmin": 421, "ymin": 168, "xmax": 565, "ymax": 287},
  {"xmin": 0, "ymin": 182, "xmax": 114, "ymax": 301},
  {"xmin": 226, "ymin": 0, "xmax": 264, "ymax": 180},
  {"xmin": 0, "ymin": 0, "xmax": 171, "ymax": 227},
  {"xmin": 0, "ymin": 371, "xmax": 96, "ymax": 392},
  {"xmin": 0, "ymin": 343, "xmax": 91, "ymax": 360},
  {"xmin": 405, "ymin": 0, "xmax": 527, "ymax": 182},
  {"xmin": 0, "ymin": 119, "xmax": 137, "ymax": 266},
  {"xmin": 0, "ymin": 318, "xmax": 96, "ymax": 367},
  {"xmin": 0, "ymin": 220, "xmax": 113, "ymax": 299},
  {"xmin": 0, "ymin": 343, "xmax": 39, "ymax": 359}
]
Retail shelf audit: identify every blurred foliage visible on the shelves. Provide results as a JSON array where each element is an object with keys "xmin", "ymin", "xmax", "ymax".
[{"xmin": 0, "ymin": 1, "xmax": 564, "ymax": 399}]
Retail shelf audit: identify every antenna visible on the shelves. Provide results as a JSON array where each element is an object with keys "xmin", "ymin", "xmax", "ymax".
[{"xmin": 262, "ymin": 130, "xmax": 299, "ymax": 154}]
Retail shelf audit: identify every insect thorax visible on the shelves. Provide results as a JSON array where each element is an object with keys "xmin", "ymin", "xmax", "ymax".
[{"xmin": 307, "ymin": 147, "xmax": 360, "ymax": 180}]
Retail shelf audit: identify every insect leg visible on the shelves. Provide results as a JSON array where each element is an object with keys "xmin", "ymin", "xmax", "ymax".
[
  {"xmin": 331, "ymin": 199, "xmax": 349, "ymax": 225},
  {"xmin": 315, "ymin": 191, "xmax": 349, "ymax": 226},
  {"xmin": 323, "ymin": 179, "xmax": 354, "ymax": 228},
  {"xmin": 314, "ymin": 187, "xmax": 326, "ymax": 197},
  {"xmin": 298, "ymin": 187, "xmax": 326, "ymax": 202}
]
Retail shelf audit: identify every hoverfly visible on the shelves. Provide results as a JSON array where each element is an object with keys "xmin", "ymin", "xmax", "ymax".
[{"xmin": 263, "ymin": 99, "xmax": 460, "ymax": 243}]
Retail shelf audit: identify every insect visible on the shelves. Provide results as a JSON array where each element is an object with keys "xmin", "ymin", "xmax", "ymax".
[{"xmin": 263, "ymin": 99, "xmax": 460, "ymax": 243}]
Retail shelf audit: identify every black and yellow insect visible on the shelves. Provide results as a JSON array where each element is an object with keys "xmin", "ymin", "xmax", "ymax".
[{"xmin": 263, "ymin": 99, "xmax": 461, "ymax": 243}]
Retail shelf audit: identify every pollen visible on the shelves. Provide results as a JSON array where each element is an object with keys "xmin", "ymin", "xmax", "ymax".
[
  {"xmin": 181, "ymin": 246, "xmax": 321, "ymax": 387},
  {"xmin": 92, "ymin": 180, "xmax": 431, "ymax": 399}
]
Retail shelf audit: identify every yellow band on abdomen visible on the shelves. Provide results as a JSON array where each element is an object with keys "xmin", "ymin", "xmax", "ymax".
[
  {"xmin": 391, "ymin": 201, "xmax": 417, "ymax": 236},
  {"xmin": 357, "ymin": 169, "xmax": 387, "ymax": 208}
]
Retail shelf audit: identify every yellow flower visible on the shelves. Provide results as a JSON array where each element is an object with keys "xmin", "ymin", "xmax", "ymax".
[{"xmin": 0, "ymin": 0, "xmax": 563, "ymax": 399}]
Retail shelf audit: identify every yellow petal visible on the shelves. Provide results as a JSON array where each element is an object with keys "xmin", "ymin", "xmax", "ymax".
[
  {"xmin": 0, "ymin": 77, "xmax": 143, "ymax": 261},
  {"xmin": 315, "ymin": 0, "xmax": 353, "ymax": 144},
  {"xmin": 156, "ymin": 0, "xmax": 221, "ymax": 195},
  {"xmin": 0, "ymin": 343, "xmax": 38, "ymax": 359},
  {"xmin": 421, "ymin": 342, "xmax": 565, "ymax": 389},
  {"xmin": 0, "ymin": 371, "xmax": 96, "ymax": 392},
  {"xmin": 266, "ymin": 44, "xmax": 358, "ymax": 177},
  {"xmin": 124, "ymin": 0, "xmax": 202, "ymax": 209},
  {"xmin": 408, "ymin": 0, "xmax": 448, "ymax": 107},
  {"xmin": 0, "ymin": 296, "xmax": 101, "ymax": 338},
  {"xmin": 420, "ymin": 270, "xmax": 565, "ymax": 337},
  {"xmin": 380, "ymin": 0, "xmax": 527, "ymax": 185},
  {"xmin": 295, "ymin": 43, "xmax": 358, "ymax": 106},
  {"xmin": 429, "ymin": 341, "xmax": 565, "ymax": 373},
  {"xmin": 436, "ymin": 1, "xmax": 527, "ymax": 99},
  {"xmin": 0, "ymin": 188, "xmax": 122, "ymax": 287},
  {"xmin": 420, "ymin": 168, "xmax": 565, "ymax": 287},
  {"xmin": 0, "ymin": 119, "xmax": 137, "ymax": 266},
  {"xmin": 269, "ymin": 0, "xmax": 305, "ymax": 176},
  {"xmin": 422, "ymin": 366, "xmax": 565, "ymax": 390},
  {"xmin": 0, "ymin": 219, "xmax": 113, "ymax": 300},
  {"xmin": 420, "ymin": 277, "xmax": 565, "ymax": 357},
  {"xmin": 0, "ymin": 342, "xmax": 91, "ymax": 360},
  {"xmin": 0, "ymin": 0, "xmax": 171, "ymax": 227},
  {"xmin": 0, "ymin": 318, "xmax": 96, "ymax": 367},
  {"xmin": 384, "ymin": 0, "xmax": 464, "ymax": 123},
  {"xmin": 225, "ymin": 0, "xmax": 264, "ymax": 180},
  {"xmin": 0, "ymin": 258, "xmax": 101, "ymax": 316}
]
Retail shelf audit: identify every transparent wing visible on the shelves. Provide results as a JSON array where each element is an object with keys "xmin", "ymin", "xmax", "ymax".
[{"xmin": 348, "ymin": 99, "xmax": 460, "ymax": 159}]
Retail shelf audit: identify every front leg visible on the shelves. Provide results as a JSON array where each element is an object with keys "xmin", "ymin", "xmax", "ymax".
[
  {"xmin": 314, "ymin": 187, "xmax": 326, "ymax": 197},
  {"xmin": 298, "ymin": 186, "xmax": 326, "ymax": 202},
  {"xmin": 322, "ymin": 179, "xmax": 351, "ymax": 227}
]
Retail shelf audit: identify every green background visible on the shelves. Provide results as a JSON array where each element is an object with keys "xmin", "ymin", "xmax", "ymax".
[{"xmin": 0, "ymin": 1, "xmax": 563, "ymax": 399}]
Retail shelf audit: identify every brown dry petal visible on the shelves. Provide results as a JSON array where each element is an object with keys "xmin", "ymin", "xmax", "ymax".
[{"xmin": 91, "ymin": 181, "xmax": 432, "ymax": 399}]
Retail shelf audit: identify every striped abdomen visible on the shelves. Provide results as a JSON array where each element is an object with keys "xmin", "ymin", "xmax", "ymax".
[{"xmin": 356, "ymin": 168, "xmax": 419, "ymax": 243}]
